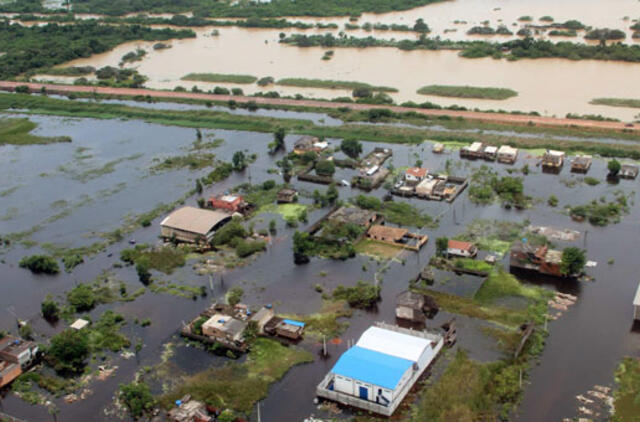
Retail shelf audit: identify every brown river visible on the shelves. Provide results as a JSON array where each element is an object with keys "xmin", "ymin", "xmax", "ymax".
[{"xmin": 45, "ymin": 0, "xmax": 640, "ymax": 120}]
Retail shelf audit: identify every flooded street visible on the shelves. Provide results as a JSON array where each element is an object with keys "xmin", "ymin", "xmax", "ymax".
[{"xmin": 0, "ymin": 99, "xmax": 639, "ymax": 420}]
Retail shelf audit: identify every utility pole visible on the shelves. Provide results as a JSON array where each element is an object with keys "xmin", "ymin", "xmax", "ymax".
[{"xmin": 323, "ymin": 335, "xmax": 327, "ymax": 357}]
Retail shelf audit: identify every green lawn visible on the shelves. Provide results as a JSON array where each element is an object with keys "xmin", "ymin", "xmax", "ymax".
[
  {"xmin": 417, "ymin": 85, "xmax": 518, "ymax": 100},
  {"xmin": 276, "ymin": 78, "xmax": 398, "ymax": 92},
  {"xmin": 0, "ymin": 118, "xmax": 71, "ymax": 146},
  {"xmin": 181, "ymin": 73, "xmax": 258, "ymax": 84},
  {"xmin": 474, "ymin": 269, "xmax": 549, "ymax": 305}
]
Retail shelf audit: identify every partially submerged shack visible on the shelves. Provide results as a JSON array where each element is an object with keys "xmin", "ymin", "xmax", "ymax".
[
  {"xmin": 509, "ymin": 241, "xmax": 567, "ymax": 278},
  {"xmin": 497, "ymin": 145, "xmax": 518, "ymax": 164},
  {"xmin": 460, "ymin": 142, "xmax": 484, "ymax": 159},
  {"xmin": 620, "ymin": 164, "xmax": 639, "ymax": 180},
  {"xmin": 571, "ymin": 155, "xmax": 593, "ymax": 173},
  {"xmin": 541, "ymin": 150, "xmax": 565, "ymax": 170},
  {"xmin": 161, "ymin": 206, "xmax": 231, "ymax": 244},
  {"xmin": 395, "ymin": 291, "xmax": 438, "ymax": 323},
  {"xmin": 276, "ymin": 188, "xmax": 298, "ymax": 203}
]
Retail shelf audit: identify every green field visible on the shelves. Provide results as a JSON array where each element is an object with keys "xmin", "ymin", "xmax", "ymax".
[
  {"xmin": 0, "ymin": 118, "xmax": 71, "ymax": 146},
  {"xmin": 591, "ymin": 98, "xmax": 640, "ymax": 109},
  {"xmin": 276, "ymin": 78, "xmax": 398, "ymax": 92},
  {"xmin": 417, "ymin": 85, "xmax": 518, "ymax": 100},
  {"xmin": 181, "ymin": 73, "xmax": 258, "ymax": 84}
]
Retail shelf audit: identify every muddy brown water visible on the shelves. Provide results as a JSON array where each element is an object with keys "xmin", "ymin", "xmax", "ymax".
[{"xmin": 1, "ymin": 104, "xmax": 640, "ymax": 421}]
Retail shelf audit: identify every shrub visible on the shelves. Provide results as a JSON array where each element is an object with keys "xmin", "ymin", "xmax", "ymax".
[
  {"xmin": 41, "ymin": 297, "xmax": 60, "ymax": 321},
  {"xmin": 19, "ymin": 255, "xmax": 59, "ymax": 274},
  {"xmin": 333, "ymin": 281, "xmax": 380, "ymax": 308},
  {"xmin": 227, "ymin": 287, "xmax": 244, "ymax": 306},
  {"xmin": 211, "ymin": 220, "xmax": 247, "ymax": 246},
  {"xmin": 548, "ymin": 195, "xmax": 559, "ymax": 207},
  {"xmin": 561, "ymin": 247, "xmax": 586, "ymax": 276},
  {"xmin": 262, "ymin": 179, "xmax": 276, "ymax": 190},
  {"xmin": 119, "ymin": 381, "xmax": 155, "ymax": 419},
  {"xmin": 355, "ymin": 194, "xmax": 382, "ymax": 210},
  {"xmin": 62, "ymin": 254, "xmax": 84, "ymax": 272},
  {"xmin": 46, "ymin": 329, "xmax": 90, "ymax": 374},
  {"xmin": 235, "ymin": 239, "xmax": 266, "ymax": 258},
  {"xmin": 67, "ymin": 284, "xmax": 96, "ymax": 312},
  {"xmin": 315, "ymin": 159, "xmax": 335, "ymax": 176}
]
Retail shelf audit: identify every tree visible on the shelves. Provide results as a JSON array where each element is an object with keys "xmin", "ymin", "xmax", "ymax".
[
  {"xmin": 232, "ymin": 151, "xmax": 247, "ymax": 171},
  {"xmin": 67, "ymin": 284, "xmax": 96, "ymax": 312},
  {"xmin": 326, "ymin": 183, "xmax": 339, "ymax": 204},
  {"xmin": 315, "ymin": 159, "xmax": 335, "ymax": 177},
  {"xmin": 436, "ymin": 237, "xmax": 449, "ymax": 257},
  {"xmin": 46, "ymin": 329, "xmax": 90, "ymax": 374},
  {"xmin": 119, "ymin": 381, "xmax": 155, "ymax": 419},
  {"xmin": 136, "ymin": 257, "xmax": 152, "ymax": 285},
  {"xmin": 41, "ymin": 297, "xmax": 60, "ymax": 321},
  {"xmin": 218, "ymin": 410, "xmax": 237, "ymax": 422},
  {"xmin": 608, "ymin": 159, "xmax": 621, "ymax": 177},
  {"xmin": 352, "ymin": 87, "xmax": 372, "ymax": 98},
  {"xmin": 293, "ymin": 231, "xmax": 314, "ymax": 264},
  {"xmin": 19, "ymin": 255, "xmax": 60, "ymax": 274},
  {"xmin": 413, "ymin": 18, "xmax": 430, "ymax": 33},
  {"xmin": 277, "ymin": 157, "xmax": 292, "ymax": 182},
  {"xmin": 560, "ymin": 247, "xmax": 586, "ymax": 276},
  {"xmin": 270, "ymin": 127, "xmax": 286, "ymax": 153},
  {"xmin": 195, "ymin": 179, "xmax": 203, "ymax": 195},
  {"xmin": 340, "ymin": 138, "xmax": 363, "ymax": 159},
  {"xmin": 227, "ymin": 287, "xmax": 244, "ymax": 306}
]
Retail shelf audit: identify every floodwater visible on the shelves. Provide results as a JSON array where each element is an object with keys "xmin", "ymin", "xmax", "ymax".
[
  {"xmin": 61, "ymin": 22, "xmax": 640, "ymax": 122},
  {"xmin": 1, "ymin": 100, "xmax": 640, "ymax": 421}
]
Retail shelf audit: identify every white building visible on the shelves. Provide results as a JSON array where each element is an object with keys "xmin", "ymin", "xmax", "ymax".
[
  {"xmin": 447, "ymin": 240, "xmax": 478, "ymax": 258},
  {"xmin": 316, "ymin": 323, "xmax": 443, "ymax": 416},
  {"xmin": 497, "ymin": 145, "xmax": 518, "ymax": 164},
  {"xmin": 634, "ymin": 282, "xmax": 640, "ymax": 321}
]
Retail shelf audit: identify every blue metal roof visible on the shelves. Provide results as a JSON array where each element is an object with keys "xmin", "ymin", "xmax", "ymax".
[
  {"xmin": 330, "ymin": 346, "xmax": 413, "ymax": 390},
  {"xmin": 282, "ymin": 319, "xmax": 305, "ymax": 327}
]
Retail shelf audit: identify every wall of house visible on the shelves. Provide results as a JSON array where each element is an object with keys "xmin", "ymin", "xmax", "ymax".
[
  {"xmin": 448, "ymin": 248, "xmax": 470, "ymax": 257},
  {"xmin": 333, "ymin": 374, "xmax": 397, "ymax": 404}
]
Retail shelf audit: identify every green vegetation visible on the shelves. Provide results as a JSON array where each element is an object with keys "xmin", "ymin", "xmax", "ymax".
[
  {"xmin": 119, "ymin": 381, "xmax": 155, "ymax": 419},
  {"xmin": 417, "ymin": 85, "xmax": 518, "ymax": 100},
  {"xmin": 45, "ymin": 329, "xmax": 90, "ymax": 374},
  {"xmin": 235, "ymin": 239, "xmax": 266, "ymax": 258},
  {"xmin": 40, "ymin": 66, "xmax": 95, "ymax": 76},
  {"xmin": 583, "ymin": 176, "xmax": 600, "ymax": 186},
  {"xmin": 453, "ymin": 257, "xmax": 493, "ymax": 275},
  {"xmin": 41, "ymin": 297, "xmax": 60, "ymax": 321},
  {"xmin": 333, "ymin": 281, "xmax": 381, "ymax": 309},
  {"xmin": 475, "ymin": 269, "xmax": 548, "ymax": 305},
  {"xmin": 120, "ymin": 244, "xmax": 187, "ymax": 274},
  {"xmin": 560, "ymin": 247, "xmax": 586, "ymax": 276},
  {"xmin": 469, "ymin": 166, "xmax": 529, "ymax": 208},
  {"xmin": 0, "ymin": 118, "xmax": 71, "ymax": 146},
  {"xmin": 150, "ymin": 152, "xmax": 216, "ymax": 172},
  {"xmin": 0, "ymin": 21, "xmax": 195, "ymax": 79},
  {"xmin": 315, "ymin": 159, "xmax": 335, "ymax": 176},
  {"xmin": 159, "ymin": 338, "xmax": 313, "ymax": 414},
  {"xmin": 19, "ymin": 255, "xmax": 60, "ymax": 274},
  {"xmin": 453, "ymin": 219, "xmax": 525, "ymax": 257},
  {"xmin": 340, "ymin": 138, "xmax": 363, "ymax": 159},
  {"xmin": 67, "ymin": 283, "xmax": 97, "ymax": 312},
  {"xmin": 585, "ymin": 28, "xmax": 626, "ymax": 41},
  {"xmin": 354, "ymin": 195, "xmax": 434, "ymax": 228},
  {"xmin": 612, "ymin": 357, "xmax": 640, "ymax": 421},
  {"xmin": 609, "ymin": 159, "xmax": 622, "ymax": 177},
  {"xmin": 569, "ymin": 192, "xmax": 629, "ymax": 226},
  {"xmin": 120, "ymin": 48, "xmax": 146, "ymax": 65},
  {"xmin": 181, "ymin": 73, "xmax": 258, "ymax": 84},
  {"xmin": 591, "ymin": 98, "xmax": 640, "ymax": 109},
  {"xmin": 62, "ymin": 254, "xmax": 84, "ymax": 272},
  {"xmin": 87, "ymin": 310, "xmax": 130, "ymax": 352},
  {"xmin": 276, "ymin": 78, "xmax": 397, "ymax": 92},
  {"xmin": 226, "ymin": 287, "xmax": 244, "ymax": 306}
]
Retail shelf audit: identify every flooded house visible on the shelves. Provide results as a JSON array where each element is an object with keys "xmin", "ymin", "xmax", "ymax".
[
  {"xmin": 263, "ymin": 318, "xmax": 305, "ymax": 340},
  {"xmin": 541, "ymin": 150, "xmax": 565, "ymax": 170},
  {"xmin": 249, "ymin": 307, "xmax": 275, "ymax": 334},
  {"xmin": 395, "ymin": 291, "xmax": 437, "ymax": 323},
  {"xmin": 0, "ymin": 336, "xmax": 39, "ymax": 369},
  {"xmin": 160, "ymin": 206, "xmax": 231, "ymax": 244},
  {"xmin": 415, "ymin": 178, "xmax": 444, "ymax": 198},
  {"xmin": 293, "ymin": 135, "xmax": 327, "ymax": 154},
  {"xmin": 167, "ymin": 397, "xmax": 214, "ymax": 422},
  {"xmin": 201, "ymin": 314, "xmax": 247, "ymax": 344},
  {"xmin": 497, "ymin": 145, "xmax": 518, "ymax": 164},
  {"xmin": 366, "ymin": 225, "xmax": 428, "ymax": 251},
  {"xmin": 327, "ymin": 206, "xmax": 379, "ymax": 229},
  {"xmin": 276, "ymin": 188, "xmax": 298, "ymax": 203},
  {"xmin": 571, "ymin": 155, "xmax": 593, "ymax": 173},
  {"xmin": 432, "ymin": 143, "xmax": 444, "ymax": 154},
  {"xmin": 620, "ymin": 164, "xmax": 639, "ymax": 179},
  {"xmin": 447, "ymin": 240, "xmax": 478, "ymax": 258},
  {"xmin": 316, "ymin": 323, "xmax": 444, "ymax": 416},
  {"xmin": 404, "ymin": 167, "xmax": 428, "ymax": 185},
  {"xmin": 208, "ymin": 194, "xmax": 249, "ymax": 214},
  {"xmin": 483, "ymin": 145, "xmax": 498, "ymax": 161},
  {"xmin": 460, "ymin": 142, "xmax": 484, "ymax": 159},
  {"xmin": 634, "ymin": 283, "xmax": 640, "ymax": 321},
  {"xmin": 509, "ymin": 241, "xmax": 566, "ymax": 278}
]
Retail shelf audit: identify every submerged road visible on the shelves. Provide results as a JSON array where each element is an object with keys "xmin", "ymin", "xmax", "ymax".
[{"xmin": 0, "ymin": 81, "xmax": 638, "ymax": 133}]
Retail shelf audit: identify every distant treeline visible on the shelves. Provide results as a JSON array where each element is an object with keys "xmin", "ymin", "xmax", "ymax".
[
  {"xmin": 0, "ymin": 0, "xmax": 445, "ymax": 18},
  {"xmin": 0, "ymin": 22, "xmax": 195, "ymax": 80},
  {"xmin": 281, "ymin": 33, "xmax": 640, "ymax": 63}
]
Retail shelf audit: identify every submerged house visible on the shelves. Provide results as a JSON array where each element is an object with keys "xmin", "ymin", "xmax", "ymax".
[
  {"xmin": 276, "ymin": 188, "xmax": 298, "ymax": 203},
  {"xmin": 161, "ymin": 207, "xmax": 231, "ymax": 244},
  {"xmin": 509, "ymin": 241, "xmax": 566, "ymax": 277},
  {"xmin": 316, "ymin": 323, "xmax": 444, "ymax": 416},
  {"xmin": 293, "ymin": 135, "xmax": 327, "ymax": 154},
  {"xmin": 460, "ymin": 142, "xmax": 484, "ymax": 159},
  {"xmin": 447, "ymin": 240, "xmax": 478, "ymax": 258},
  {"xmin": 0, "ymin": 336, "xmax": 39, "ymax": 369},
  {"xmin": 366, "ymin": 225, "xmax": 428, "ymax": 251},
  {"xmin": 620, "ymin": 164, "xmax": 639, "ymax": 180},
  {"xmin": 542, "ymin": 150, "xmax": 565, "ymax": 169},
  {"xmin": 571, "ymin": 155, "xmax": 592, "ymax": 173},
  {"xmin": 395, "ymin": 291, "xmax": 437, "ymax": 323},
  {"xmin": 483, "ymin": 145, "xmax": 498, "ymax": 161},
  {"xmin": 201, "ymin": 314, "xmax": 247, "ymax": 344},
  {"xmin": 497, "ymin": 145, "xmax": 518, "ymax": 164},
  {"xmin": 328, "ymin": 206, "xmax": 379, "ymax": 229},
  {"xmin": 208, "ymin": 194, "xmax": 248, "ymax": 214}
]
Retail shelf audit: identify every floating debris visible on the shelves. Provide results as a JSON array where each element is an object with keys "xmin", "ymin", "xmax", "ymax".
[
  {"xmin": 548, "ymin": 292, "xmax": 577, "ymax": 316},
  {"xmin": 528, "ymin": 225, "xmax": 580, "ymax": 242}
]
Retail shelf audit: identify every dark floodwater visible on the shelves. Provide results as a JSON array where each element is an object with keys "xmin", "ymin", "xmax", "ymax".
[{"xmin": 1, "ymin": 108, "xmax": 640, "ymax": 422}]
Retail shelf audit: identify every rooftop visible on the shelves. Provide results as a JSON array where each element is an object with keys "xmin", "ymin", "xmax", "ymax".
[
  {"xmin": 329, "ymin": 206, "xmax": 377, "ymax": 226},
  {"xmin": 70, "ymin": 318, "xmax": 89, "ymax": 330},
  {"xmin": 498, "ymin": 145, "xmax": 518, "ymax": 155},
  {"xmin": 468, "ymin": 142, "xmax": 483, "ymax": 152},
  {"xmin": 0, "ymin": 336, "xmax": 35, "ymax": 356},
  {"xmin": 330, "ymin": 346, "xmax": 413, "ymax": 390},
  {"xmin": 448, "ymin": 240, "xmax": 474, "ymax": 251},
  {"xmin": 160, "ymin": 206, "xmax": 231, "ymax": 236},
  {"xmin": 357, "ymin": 326, "xmax": 431, "ymax": 363},
  {"xmin": 484, "ymin": 146, "xmax": 498, "ymax": 154},
  {"xmin": 368, "ymin": 225, "xmax": 408, "ymax": 240},
  {"xmin": 405, "ymin": 167, "xmax": 428, "ymax": 178},
  {"xmin": 282, "ymin": 319, "xmax": 305, "ymax": 328},
  {"xmin": 396, "ymin": 291, "xmax": 425, "ymax": 309}
]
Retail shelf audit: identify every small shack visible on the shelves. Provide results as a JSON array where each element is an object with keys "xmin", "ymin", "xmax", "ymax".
[
  {"xmin": 483, "ymin": 145, "xmax": 498, "ymax": 161},
  {"xmin": 571, "ymin": 155, "xmax": 592, "ymax": 173},
  {"xmin": 275, "ymin": 319, "xmax": 305, "ymax": 340},
  {"xmin": 447, "ymin": 240, "xmax": 478, "ymax": 258},
  {"xmin": 634, "ymin": 283, "xmax": 640, "ymax": 321},
  {"xmin": 202, "ymin": 314, "xmax": 247, "ymax": 343},
  {"xmin": 167, "ymin": 397, "xmax": 213, "ymax": 422},
  {"xmin": 460, "ymin": 142, "xmax": 484, "ymax": 159},
  {"xmin": 160, "ymin": 207, "xmax": 231, "ymax": 244},
  {"xmin": 620, "ymin": 164, "xmax": 639, "ymax": 180},
  {"xmin": 395, "ymin": 291, "xmax": 437, "ymax": 323},
  {"xmin": 276, "ymin": 188, "xmax": 298, "ymax": 203},
  {"xmin": 497, "ymin": 145, "xmax": 518, "ymax": 164},
  {"xmin": 432, "ymin": 143, "xmax": 444, "ymax": 154},
  {"xmin": 416, "ymin": 178, "xmax": 444, "ymax": 198},
  {"xmin": 250, "ymin": 307, "xmax": 275, "ymax": 334},
  {"xmin": 293, "ymin": 135, "xmax": 325, "ymax": 154},
  {"xmin": 328, "ymin": 206, "xmax": 379, "ymax": 228},
  {"xmin": 70, "ymin": 318, "xmax": 89, "ymax": 330},
  {"xmin": 542, "ymin": 150, "xmax": 565, "ymax": 169}
]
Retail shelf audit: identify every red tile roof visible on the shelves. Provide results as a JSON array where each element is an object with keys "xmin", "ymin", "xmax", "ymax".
[
  {"xmin": 405, "ymin": 167, "xmax": 428, "ymax": 178},
  {"xmin": 448, "ymin": 240, "xmax": 474, "ymax": 251}
]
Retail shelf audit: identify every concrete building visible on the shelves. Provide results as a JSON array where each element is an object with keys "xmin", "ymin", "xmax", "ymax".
[
  {"xmin": 201, "ymin": 314, "xmax": 247, "ymax": 343},
  {"xmin": 293, "ymin": 135, "xmax": 326, "ymax": 154},
  {"xmin": 160, "ymin": 207, "xmax": 231, "ymax": 244},
  {"xmin": 275, "ymin": 319, "xmax": 305, "ymax": 340},
  {"xmin": 0, "ymin": 336, "xmax": 38, "ymax": 368},
  {"xmin": 249, "ymin": 307, "xmax": 275, "ymax": 334},
  {"xmin": 447, "ymin": 240, "xmax": 478, "ymax": 258},
  {"xmin": 415, "ymin": 178, "xmax": 444, "ymax": 197},
  {"xmin": 620, "ymin": 164, "xmax": 639, "ymax": 179},
  {"xmin": 497, "ymin": 145, "xmax": 518, "ymax": 164},
  {"xmin": 571, "ymin": 155, "xmax": 592, "ymax": 173},
  {"xmin": 634, "ymin": 283, "xmax": 640, "ymax": 321},
  {"xmin": 432, "ymin": 143, "xmax": 444, "ymax": 154},
  {"xmin": 395, "ymin": 291, "xmax": 436, "ymax": 323},
  {"xmin": 542, "ymin": 150, "xmax": 565, "ymax": 169},
  {"xmin": 208, "ymin": 194, "xmax": 246, "ymax": 214},
  {"xmin": 328, "ymin": 206, "xmax": 378, "ymax": 228},
  {"xmin": 276, "ymin": 188, "xmax": 298, "ymax": 203},
  {"xmin": 460, "ymin": 142, "xmax": 484, "ymax": 159},
  {"xmin": 509, "ymin": 241, "xmax": 566, "ymax": 277},
  {"xmin": 404, "ymin": 167, "xmax": 428, "ymax": 185},
  {"xmin": 483, "ymin": 145, "xmax": 498, "ymax": 161},
  {"xmin": 317, "ymin": 323, "xmax": 443, "ymax": 416},
  {"xmin": 0, "ymin": 360, "xmax": 21, "ymax": 388}
]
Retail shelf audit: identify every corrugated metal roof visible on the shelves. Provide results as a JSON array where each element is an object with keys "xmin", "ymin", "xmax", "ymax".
[
  {"xmin": 331, "ymin": 346, "xmax": 412, "ymax": 390},
  {"xmin": 357, "ymin": 326, "xmax": 430, "ymax": 363},
  {"xmin": 634, "ymin": 283, "xmax": 640, "ymax": 307},
  {"xmin": 448, "ymin": 240, "xmax": 474, "ymax": 251},
  {"xmin": 160, "ymin": 206, "xmax": 231, "ymax": 235}
]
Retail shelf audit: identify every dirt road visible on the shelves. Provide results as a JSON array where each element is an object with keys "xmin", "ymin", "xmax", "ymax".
[{"xmin": 0, "ymin": 81, "xmax": 637, "ymax": 133}]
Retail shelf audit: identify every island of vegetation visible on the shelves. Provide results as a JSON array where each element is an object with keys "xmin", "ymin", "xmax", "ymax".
[
  {"xmin": 0, "ymin": 118, "xmax": 71, "ymax": 146},
  {"xmin": 181, "ymin": 73, "xmax": 259, "ymax": 84},
  {"xmin": 417, "ymin": 85, "xmax": 518, "ymax": 100},
  {"xmin": 276, "ymin": 78, "xmax": 397, "ymax": 92},
  {"xmin": 591, "ymin": 98, "xmax": 640, "ymax": 109}
]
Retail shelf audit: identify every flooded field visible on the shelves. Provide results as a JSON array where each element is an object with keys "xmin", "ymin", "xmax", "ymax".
[{"xmin": 0, "ymin": 98, "xmax": 639, "ymax": 421}]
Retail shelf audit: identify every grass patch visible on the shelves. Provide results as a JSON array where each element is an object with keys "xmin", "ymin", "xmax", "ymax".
[
  {"xmin": 417, "ymin": 85, "xmax": 518, "ymax": 100},
  {"xmin": 452, "ymin": 257, "xmax": 493, "ymax": 274},
  {"xmin": 0, "ymin": 117, "xmax": 71, "ymax": 146},
  {"xmin": 474, "ymin": 269, "xmax": 549, "ymax": 305},
  {"xmin": 158, "ymin": 338, "xmax": 313, "ymax": 413},
  {"xmin": 181, "ymin": 73, "xmax": 258, "ymax": 84},
  {"xmin": 120, "ymin": 244, "xmax": 187, "ymax": 274},
  {"xmin": 591, "ymin": 98, "xmax": 640, "ymax": 109},
  {"xmin": 612, "ymin": 357, "xmax": 640, "ymax": 421},
  {"xmin": 150, "ymin": 152, "xmax": 216, "ymax": 172},
  {"xmin": 354, "ymin": 238, "xmax": 404, "ymax": 259},
  {"xmin": 453, "ymin": 219, "xmax": 526, "ymax": 257},
  {"xmin": 276, "ymin": 78, "xmax": 397, "ymax": 92},
  {"xmin": 260, "ymin": 203, "xmax": 307, "ymax": 220},
  {"xmin": 285, "ymin": 299, "xmax": 352, "ymax": 338}
]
